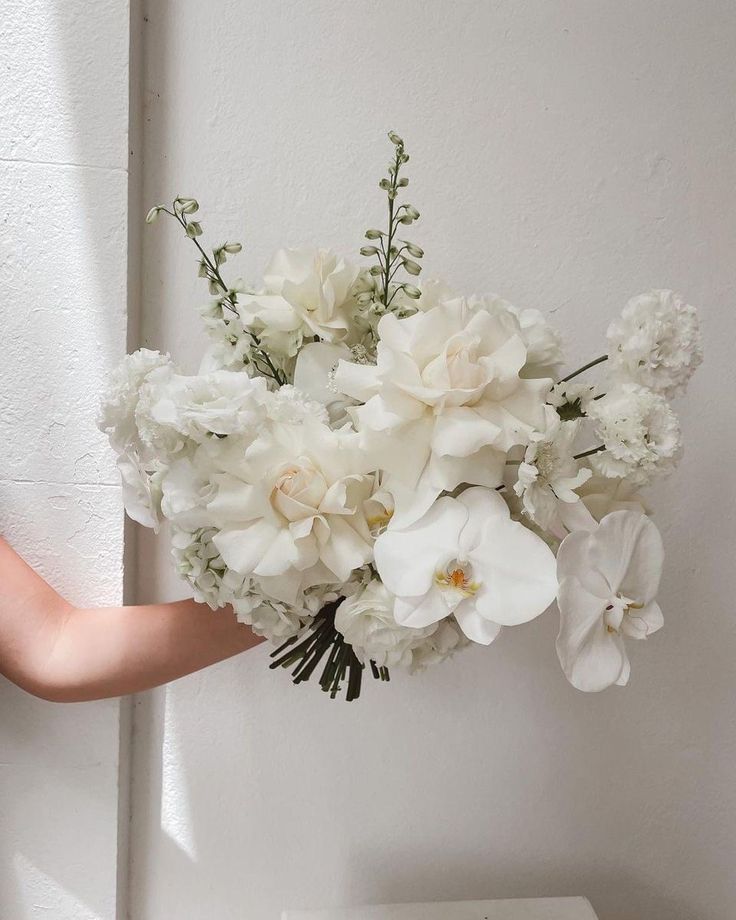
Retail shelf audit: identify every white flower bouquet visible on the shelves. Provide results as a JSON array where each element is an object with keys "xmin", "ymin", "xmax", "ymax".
[{"xmin": 100, "ymin": 133, "xmax": 702, "ymax": 700}]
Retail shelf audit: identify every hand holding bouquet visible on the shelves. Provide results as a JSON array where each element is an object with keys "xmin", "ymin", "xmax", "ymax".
[{"xmin": 100, "ymin": 133, "xmax": 701, "ymax": 699}]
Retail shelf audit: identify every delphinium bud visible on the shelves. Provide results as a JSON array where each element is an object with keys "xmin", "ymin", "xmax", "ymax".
[
  {"xmin": 365, "ymin": 229, "xmax": 384, "ymax": 240},
  {"xmin": 176, "ymin": 197, "xmax": 200, "ymax": 214},
  {"xmin": 360, "ymin": 246, "xmax": 380, "ymax": 257},
  {"xmin": 145, "ymin": 206, "xmax": 162, "ymax": 223},
  {"xmin": 403, "ymin": 242, "xmax": 424, "ymax": 258},
  {"xmin": 185, "ymin": 221, "xmax": 203, "ymax": 238},
  {"xmin": 402, "ymin": 259, "xmax": 422, "ymax": 276},
  {"xmin": 388, "ymin": 131, "xmax": 403, "ymax": 146},
  {"xmin": 403, "ymin": 284, "xmax": 421, "ymax": 299}
]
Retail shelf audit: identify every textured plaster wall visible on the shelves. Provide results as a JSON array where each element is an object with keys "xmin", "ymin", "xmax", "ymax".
[
  {"xmin": 0, "ymin": 2, "xmax": 130, "ymax": 918},
  {"xmin": 132, "ymin": 2, "xmax": 736, "ymax": 919}
]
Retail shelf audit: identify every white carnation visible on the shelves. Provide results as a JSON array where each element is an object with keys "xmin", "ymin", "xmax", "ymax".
[
  {"xmin": 264, "ymin": 384, "xmax": 329, "ymax": 426},
  {"xmin": 606, "ymin": 290, "xmax": 702, "ymax": 397},
  {"xmin": 334, "ymin": 580, "xmax": 436, "ymax": 668},
  {"xmin": 588, "ymin": 383, "xmax": 682, "ymax": 484}
]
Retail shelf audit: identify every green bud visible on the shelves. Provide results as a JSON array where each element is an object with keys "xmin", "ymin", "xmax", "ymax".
[
  {"xmin": 403, "ymin": 284, "xmax": 422, "ymax": 299},
  {"xmin": 176, "ymin": 197, "xmax": 199, "ymax": 214},
  {"xmin": 403, "ymin": 259, "xmax": 422, "ymax": 276},
  {"xmin": 379, "ymin": 179, "xmax": 391, "ymax": 191},
  {"xmin": 223, "ymin": 242, "xmax": 242, "ymax": 254},
  {"xmin": 397, "ymin": 177, "xmax": 409, "ymax": 187},
  {"xmin": 360, "ymin": 246, "xmax": 379, "ymax": 257},
  {"xmin": 365, "ymin": 229, "xmax": 384, "ymax": 240},
  {"xmin": 404, "ymin": 205, "xmax": 420, "ymax": 220},
  {"xmin": 198, "ymin": 259, "xmax": 209, "ymax": 278},
  {"xmin": 145, "ymin": 206, "xmax": 162, "ymax": 224},
  {"xmin": 356, "ymin": 292, "xmax": 373, "ymax": 306},
  {"xmin": 214, "ymin": 248, "xmax": 227, "ymax": 266},
  {"xmin": 404, "ymin": 242, "xmax": 424, "ymax": 258},
  {"xmin": 388, "ymin": 131, "xmax": 403, "ymax": 146},
  {"xmin": 369, "ymin": 265, "xmax": 383, "ymax": 276},
  {"xmin": 185, "ymin": 221, "xmax": 203, "ymax": 238}
]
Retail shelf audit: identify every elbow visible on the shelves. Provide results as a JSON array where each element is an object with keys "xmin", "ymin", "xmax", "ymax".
[{"xmin": 13, "ymin": 671, "xmax": 91, "ymax": 704}]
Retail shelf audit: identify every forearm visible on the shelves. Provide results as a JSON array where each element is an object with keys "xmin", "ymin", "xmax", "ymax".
[{"xmin": 0, "ymin": 537, "xmax": 264, "ymax": 702}]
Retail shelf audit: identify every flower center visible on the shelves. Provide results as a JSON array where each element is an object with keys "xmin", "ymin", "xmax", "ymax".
[
  {"xmin": 435, "ymin": 560, "xmax": 480, "ymax": 598},
  {"xmin": 604, "ymin": 594, "xmax": 643, "ymax": 633}
]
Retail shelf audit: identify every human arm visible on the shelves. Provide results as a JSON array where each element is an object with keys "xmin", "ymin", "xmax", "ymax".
[{"xmin": 0, "ymin": 537, "xmax": 264, "ymax": 702}]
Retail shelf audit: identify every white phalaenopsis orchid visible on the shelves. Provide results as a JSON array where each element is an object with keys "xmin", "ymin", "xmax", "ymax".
[
  {"xmin": 335, "ymin": 299, "xmax": 551, "ymax": 525},
  {"xmin": 374, "ymin": 487, "xmax": 557, "ymax": 644},
  {"xmin": 555, "ymin": 510, "xmax": 664, "ymax": 692}
]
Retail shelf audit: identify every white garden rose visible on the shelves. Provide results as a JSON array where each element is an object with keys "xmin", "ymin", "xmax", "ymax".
[
  {"xmin": 470, "ymin": 295, "xmax": 564, "ymax": 376},
  {"xmin": 335, "ymin": 299, "xmax": 551, "ymax": 525},
  {"xmin": 207, "ymin": 418, "xmax": 377, "ymax": 604},
  {"xmin": 374, "ymin": 487, "xmax": 557, "ymax": 644},
  {"xmin": 238, "ymin": 248, "xmax": 359, "ymax": 354},
  {"xmin": 556, "ymin": 510, "xmax": 664, "ymax": 691},
  {"xmin": 334, "ymin": 579, "xmax": 436, "ymax": 668},
  {"xmin": 587, "ymin": 383, "xmax": 682, "ymax": 484},
  {"xmin": 606, "ymin": 290, "xmax": 703, "ymax": 397}
]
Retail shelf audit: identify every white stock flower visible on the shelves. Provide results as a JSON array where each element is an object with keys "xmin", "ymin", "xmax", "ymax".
[
  {"xmin": 335, "ymin": 299, "xmax": 550, "ymax": 525},
  {"xmin": 98, "ymin": 349, "xmax": 173, "ymax": 455},
  {"xmin": 374, "ymin": 487, "xmax": 557, "ymax": 644},
  {"xmin": 334, "ymin": 579, "xmax": 436, "ymax": 668},
  {"xmin": 588, "ymin": 383, "xmax": 682, "ymax": 484},
  {"xmin": 208, "ymin": 419, "xmax": 376, "ymax": 604},
  {"xmin": 514, "ymin": 409, "xmax": 591, "ymax": 531},
  {"xmin": 556, "ymin": 510, "xmax": 664, "ymax": 691},
  {"xmin": 238, "ymin": 248, "xmax": 359, "ymax": 354},
  {"xmin": 606, "ymin": 290, "xmax": 702, "ymax": 397}
]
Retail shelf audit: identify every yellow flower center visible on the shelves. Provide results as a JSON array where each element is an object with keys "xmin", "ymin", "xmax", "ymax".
[{"xmin": 435, "ymin": 563, "xmax": 480, "ymax": 597}]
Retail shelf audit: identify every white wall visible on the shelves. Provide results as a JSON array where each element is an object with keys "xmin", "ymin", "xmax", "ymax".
[
  {"xmin": 131, "ymin": 2, "xmax": 736, "ymax": 919},
  {"xmin": 0, "ymin": 2, "xmax": 130, "ymax": 918}
]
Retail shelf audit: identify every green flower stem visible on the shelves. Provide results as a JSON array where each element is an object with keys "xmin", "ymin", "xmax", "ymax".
[
  {"xmin": 560, "ymin": 354, "xmax": 608, "ymax": 383},
  {"xmin": 573, "ymin": 445, "xmax": 605, "ymax": 460}
]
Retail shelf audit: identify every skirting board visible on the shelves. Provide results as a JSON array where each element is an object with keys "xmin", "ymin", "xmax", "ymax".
[{"xmin": 282, "ymin": 896, "xmax": 599, "ymax": 919}]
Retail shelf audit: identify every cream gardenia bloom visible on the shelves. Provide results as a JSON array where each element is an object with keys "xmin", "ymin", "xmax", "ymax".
[
  {"xmin": 237, "ymin": 248, "xmax": 359, "ymax": 355},
  {"xmin": 374, "ymin": 487, "xmax": 557, "ymax": 644},
  {"xmin": 556, "ymin": 510, "xmax": 664, "ymax": 692},
  {"xmin": 335, "ymin": 299, "xmax": 551, "ymax": 525}
]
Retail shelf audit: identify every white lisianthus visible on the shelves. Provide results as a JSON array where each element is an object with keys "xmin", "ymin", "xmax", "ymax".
[
  {"xmin": 606, "ymin": 290, "xmax": 703, "ymax": 397},
  {"xmin": 334, "ymin": 579, "xmax": 436, "ymax": 668},
  {"xmin": 374, "ymin": 486, "xmax": 557, "ymax": 644},
  {"xmin": 98, "ymin": 349, "xmax": 174, "ymax": 455},
  {"xmin": 238, "ymin": 248, "xmax": 359, "ymax": 354},
  {"xmin": 556, "ymin": 510, "xmax": 664, "ymax": 691},
  {"xmin": 335, "ymin": 299, "xmax": 550, "ymax": 525},
  {"xmin": 138, "ymin": 368, "xmax": 268, "ymax": 445},
  {"xmin": 587, "ymin": 383, "xmax": 682, "ymax": 484},
  {"xmin": 208, "ymin": 418, "xmax": 377, "ymax": 604},
  {"xmin": 116, "ymin": 452, "xmax": 165, "ymax": 531},
  {"xmin": 514, "ymin": 409, "xmax": 591, "ymax": 531},
  {"xmin": 409, "ymin": 619, "xmax": 469, "ymax": 672}
]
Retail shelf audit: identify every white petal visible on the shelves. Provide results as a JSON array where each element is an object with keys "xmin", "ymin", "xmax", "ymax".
[
  {"xmin": 590, "ymin": 511, "xmax": 664, "ymax": 601},
  {"xmin": 622, "ymin": 601, "xmax": 664, "ymax": 639},
  {"xmin": 374, "ymin": 496, "xmax": 468, "ymax": 597},
  {"xmin": 393, "ymin": 589, "xmax": 449, "ymax": 629},
  {"xmin": 454, "ymin": 604, "xmax": 502, "ymax": 644},
  {"xmin": 430, "ymin": 407, "xmax": 502, "ymax": 458},
  {"xmin": 556, "ymin": 577, "xmax": 628, "ymax": 692},
  {"xmin": 294, "ymin": 342, "xmax": 352, "ymax": 407}
]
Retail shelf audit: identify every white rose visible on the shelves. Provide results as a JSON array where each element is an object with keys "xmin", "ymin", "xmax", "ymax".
[
  {"xmin": 335, "ymin": 299, "xmax": 550, "ymax": 525},
  {"xmin": 238, "ymin": 248, "xmax": 359, "ymax": 353}
]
